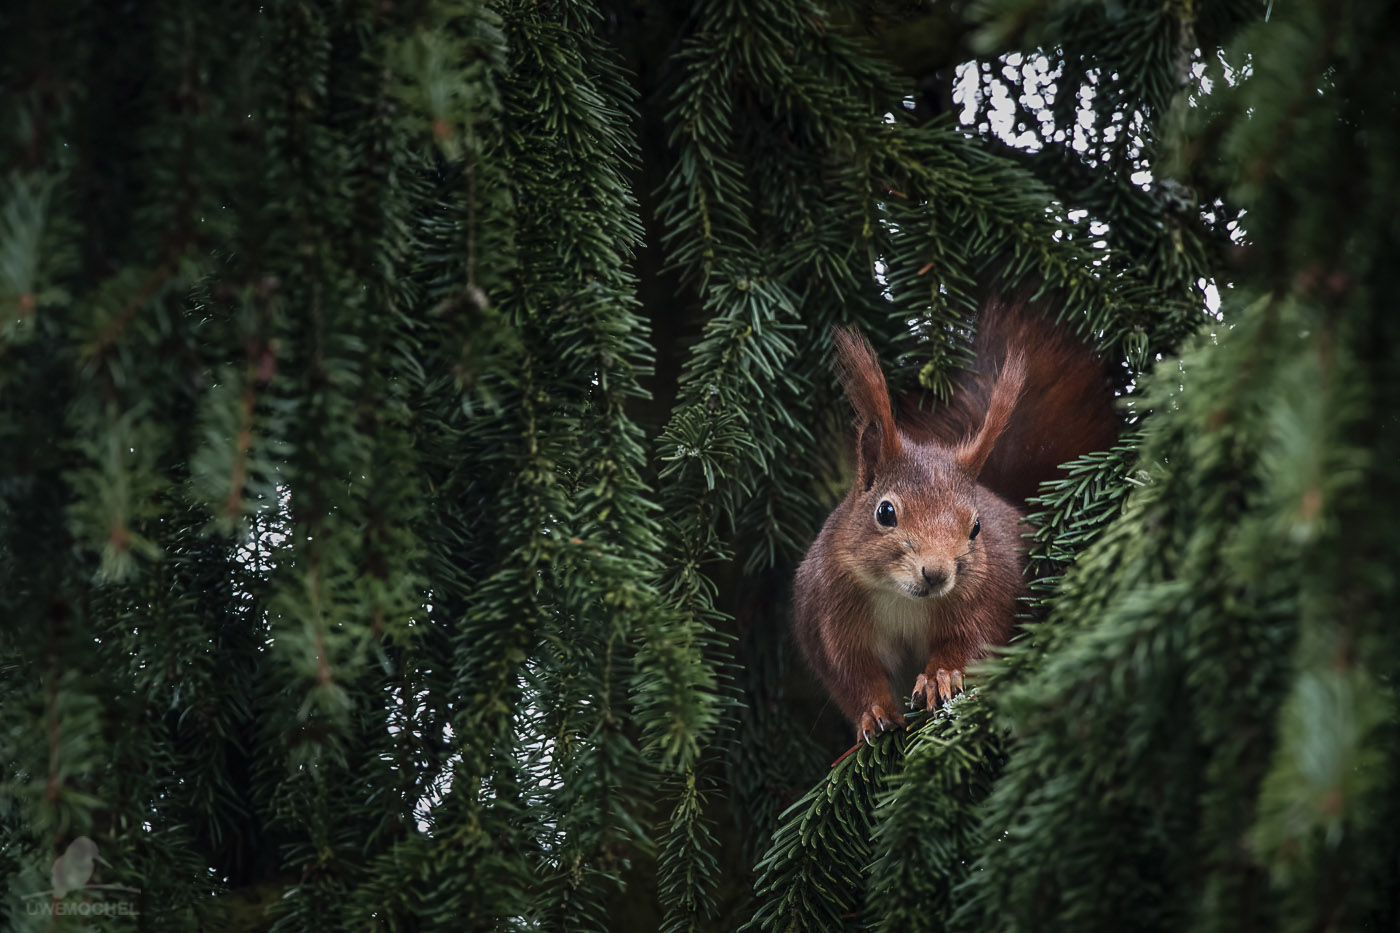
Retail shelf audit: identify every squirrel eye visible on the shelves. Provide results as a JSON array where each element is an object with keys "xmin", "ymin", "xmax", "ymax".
[
  {"xmin": 969, "ymin": 518, "xmax": 981, "ymax": 540},
  {"xmin": 875, "ymin": 500, "xmax": 897, "ymax": 527}
]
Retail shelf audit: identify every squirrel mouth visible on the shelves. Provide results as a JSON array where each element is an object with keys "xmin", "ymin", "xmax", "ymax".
[{"xmin": 904, "ymin": 579, "xmax": 952, "ymax": 600}]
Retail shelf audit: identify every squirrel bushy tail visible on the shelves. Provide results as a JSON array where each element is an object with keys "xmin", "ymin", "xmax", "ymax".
[{"xmin": 898, "ymin": 295, "xmax": 1118, "ymax": 508}]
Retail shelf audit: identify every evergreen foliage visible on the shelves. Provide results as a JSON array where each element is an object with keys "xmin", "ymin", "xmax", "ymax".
[{"xmin": 1, "ymin": 0, "xmax": 1395, "ymax": 930}]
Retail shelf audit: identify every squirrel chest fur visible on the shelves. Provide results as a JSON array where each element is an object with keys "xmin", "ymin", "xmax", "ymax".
[{"xmin": 793, "ymin": 297, "xmax": 1118, "ymax": 745}]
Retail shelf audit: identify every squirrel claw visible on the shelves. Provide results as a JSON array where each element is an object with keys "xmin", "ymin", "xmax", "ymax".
[
  {"xmin": 858, "ymin": 704, "xmax": 903, "ymax": 746},
  {"xmin": 911, "ymin": 674, "xmax": 930, "ymax": 710},
  {"xmin": 912, "ymin": 669, "xmax": 965, "ymax": 711}
]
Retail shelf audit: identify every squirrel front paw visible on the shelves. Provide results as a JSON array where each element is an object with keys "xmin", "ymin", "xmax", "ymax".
[
  {"xmin": 911, "ymin": 669, "xmax": 964, "ymax": 711},
  {"xmin": 858, "ymin": 704, "xmax": 905, "ymax": 746}
]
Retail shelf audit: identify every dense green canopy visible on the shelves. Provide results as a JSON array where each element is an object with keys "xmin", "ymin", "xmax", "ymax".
[{"xmin": 1, "ymin": 1, "xmax": 1395, "ymax": 930}]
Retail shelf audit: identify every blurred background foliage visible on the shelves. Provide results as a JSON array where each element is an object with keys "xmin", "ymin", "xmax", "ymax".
[{"xmin": 1, "ymin": 0, "xmax": 1395, "ymax": 930}]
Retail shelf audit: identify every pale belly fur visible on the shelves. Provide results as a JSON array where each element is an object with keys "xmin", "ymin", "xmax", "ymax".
[{"xmin": 867, "ymin": 590, "xmax": 935, "ymax": 691}]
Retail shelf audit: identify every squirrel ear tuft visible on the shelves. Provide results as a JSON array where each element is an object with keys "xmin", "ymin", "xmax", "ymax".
[
  {"xmin": 957, "ymin": 350, "xmax": 1027, "ymax": 477},
  {"xmin": 856, "ymin": 419, "xmax": 883, "ymax": 490},
  {"xmin": 833, "ymin": 327, "xmax": 902, "ymax": 484}
]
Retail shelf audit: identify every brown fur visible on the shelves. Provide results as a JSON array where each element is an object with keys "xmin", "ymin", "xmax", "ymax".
[
  {"xmin": 832, "ymin": 327, "xmax": 902, "ymax": 488},
  {"xmin": 900, "ymin": 294, "xmax": 1119, "ymax": 509},
  {"xmin": 795, "ymin": 299, "xmax": 1117, "ymax": 745}
]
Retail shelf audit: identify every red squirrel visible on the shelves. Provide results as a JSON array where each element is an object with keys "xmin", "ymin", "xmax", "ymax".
[{"xmin": 793, "ymin": 296, "xmax": 1118, "ymax": 746}]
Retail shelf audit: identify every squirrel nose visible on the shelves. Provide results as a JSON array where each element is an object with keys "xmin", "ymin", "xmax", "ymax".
[{"xmin": 920, "ymin": 565, "xmax": 948, "ymax": 589}]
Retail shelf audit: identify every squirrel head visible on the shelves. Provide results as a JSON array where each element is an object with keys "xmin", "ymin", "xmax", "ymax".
[{"xmin": 830, "ymin": 327, "xmax": 1026, "ymax": 601}]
